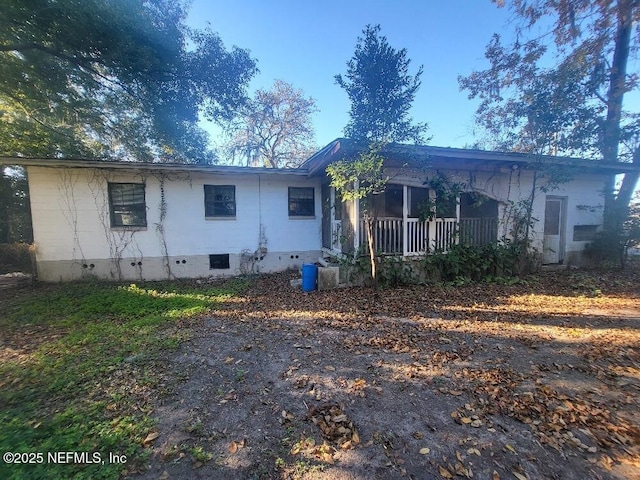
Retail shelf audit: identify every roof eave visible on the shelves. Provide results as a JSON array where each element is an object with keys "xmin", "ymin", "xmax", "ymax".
[{"xmin": 0, "ymin": 157, "xmax": 312, "ymax": 176}]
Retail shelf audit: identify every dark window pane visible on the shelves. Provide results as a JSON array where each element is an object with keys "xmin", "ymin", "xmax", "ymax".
[
  {"xmin": 289, "ymin": 187, "xmax": 315, "ymax": 216},
  {"xmin": 108, "ymin": 183, "xmax": 146, "ymax": 227},
  {"xmin": 204, "ymin": 185, "xmax": 236, "ymax": 217},
  {"xmin": 209, "ymin": 254, "xmax": 230, "ymax": 269}
]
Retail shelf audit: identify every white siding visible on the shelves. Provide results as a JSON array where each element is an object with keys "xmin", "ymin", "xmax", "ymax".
[{"xmin": 27, "ymin": 166, "xmax": 321, "ymax": 281}]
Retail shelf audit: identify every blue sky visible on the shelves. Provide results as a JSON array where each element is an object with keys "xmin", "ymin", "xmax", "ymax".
[{"xmin": 188, "ymin": 0, "xmax": 515, "ymax": 149}]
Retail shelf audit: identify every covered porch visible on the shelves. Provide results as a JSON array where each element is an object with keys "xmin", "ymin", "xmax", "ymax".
[{"xmin": 322, "ymin": 184, "xmax": 499, "ymax": 256}]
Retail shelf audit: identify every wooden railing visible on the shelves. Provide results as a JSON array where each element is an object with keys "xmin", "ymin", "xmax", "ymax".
[
  {"xmin": 459, "ymin": 217, "xmax": 498, "ymax": 247},
  {"xmin": 359, "ymin": 218, "xmax": 403, "ymax": 254},
  {"xmin": 359, "ymin": 217, "xmax": 496, "ymax": 255},
  {"xmin": 433, "ymin": 218, "xmax": 458, "ymax": 252},
  {"xmin": 406, "ymin": 218, "xmax": 428, "ymax": 255}
]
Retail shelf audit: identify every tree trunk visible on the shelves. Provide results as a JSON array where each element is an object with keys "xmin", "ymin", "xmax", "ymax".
[
  {"xmin": 615, "ymin": 146, "xmax": 640, "ymax": 218},
  {"xmin": 365, "ymin": 215, "xmax": 378, "ymax": 287},
  {"xmin": 602, "ymin": 0, "xmax": 634, "ymax": 229}
]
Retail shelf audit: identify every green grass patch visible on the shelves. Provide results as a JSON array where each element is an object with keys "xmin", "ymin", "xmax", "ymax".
[{"xmin": 0, "ymin": 278, "xmax": 248, "ymax": 479}]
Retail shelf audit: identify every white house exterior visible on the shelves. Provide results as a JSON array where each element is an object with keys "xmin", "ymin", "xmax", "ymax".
[
  {"xmin": 3, "ymin": 139, "xmax": 637, "ymax": 281},
  {"xmin": 16, "ymin": 161, "xmax": 322, "ymax": 281}
]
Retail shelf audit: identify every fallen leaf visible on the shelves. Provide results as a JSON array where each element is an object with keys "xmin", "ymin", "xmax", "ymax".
[
  {"xmin": 504, "ymin": 444, "xmax": 516, "ymax": 453},
  {"xmin": 439, "ymin": 465, "xmax": 453, "ymax": 479},
  {"xmin": 229, "ymin": 441, "xmax": 238, "ymax": 454},
  {"xmin": 492, "ymin": 471, "xmax": 500, "ymax": 480},
  {"xmin": 512, "ymin": 471, "xmax": 527, "ymax": 480},
  {"xmin": 419, "ymin": 447, "xmax": 431, "ymax": 455},
  {"xmin": 142, "ymin": 431, "xmax": 160, "ymax": 445}
]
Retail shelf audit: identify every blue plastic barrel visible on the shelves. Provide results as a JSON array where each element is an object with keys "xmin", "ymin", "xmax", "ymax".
[{"xmin": 301, "ymin": 263, "xmax": 318, "ymax": 292}]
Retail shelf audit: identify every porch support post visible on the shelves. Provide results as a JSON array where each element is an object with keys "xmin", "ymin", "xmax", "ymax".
[
  {"xmin": 353, "ymin": 180, "xmax": 360, "ymax": 254},
  {"xmin": 402, "ymin": 185, "xmax": 409, "ymax": 256},
  {"xmin": 455, "ymin": 194, "xmax": 461, "ymax": 245},
  {"xmin": 428, "ymin": 189, "xmax": 437, "ymax": 251}
]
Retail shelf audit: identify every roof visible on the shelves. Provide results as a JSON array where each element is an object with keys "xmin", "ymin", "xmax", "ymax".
[
  {"xmin": 3, "ymin": 138, "xmax": 639, "ymax": 176},
  {"xmin": 301, "ymin": 139, "xmax": 640, "ymax": 176},
  {"xmin": 0, "ymin": 157, "xmax": 310, "ymax": 176}
]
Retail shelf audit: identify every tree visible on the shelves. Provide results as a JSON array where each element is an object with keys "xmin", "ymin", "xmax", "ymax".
[
  {"xmin": 459, "ymin": 1, "xmax": 640, "ymax": 242},
  {"xmin": 221, "ymin": 80, "xmax": 318, "ymax": 168},
  {"xmin": 0, "ymin": 0, "xmax": 257, "ymax": 163},
  {"xmin": 335, "ymin": 24, "xmax": 429, "ymax": 144},
  {"xmin": 326, "ymin": 143, "xmax": 388, "ymax": 286},
  {"xmin": 0, "ymin": 166, "xmax": 31, "ymax": 243}
]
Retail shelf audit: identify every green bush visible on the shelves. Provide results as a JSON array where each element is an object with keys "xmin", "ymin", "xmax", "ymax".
[{"xmin": 347, "ymin": 240, "xmax": 532, "ymax": 288}]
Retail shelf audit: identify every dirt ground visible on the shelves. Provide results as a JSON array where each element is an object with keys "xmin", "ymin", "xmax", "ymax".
[{"xmin": 135, "ymin": 267, "xmax": 640, "ymax": 480}]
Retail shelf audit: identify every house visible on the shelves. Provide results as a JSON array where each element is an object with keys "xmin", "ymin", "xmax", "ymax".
[{"xmin": 2, "ymin": 139, "xmax": 637, "ymax": 282}]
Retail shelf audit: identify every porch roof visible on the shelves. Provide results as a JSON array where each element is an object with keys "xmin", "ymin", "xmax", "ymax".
[{"xmin": 301, "ymin": 138, "xmax": 640, "ymax": 176}]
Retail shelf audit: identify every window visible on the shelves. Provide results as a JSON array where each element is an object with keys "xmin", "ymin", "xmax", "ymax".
[
  {"xmin": 573, "ymin": 225, "xmax": 599, "ymax": 241},
  {"xmin": 209, "ymin": 254, "xmax": 230, "ymax": 269},
  {"xmin": 289, "ymin": 187, "xmax": 315, "ymax": 216},
  {"xmin": 204, "ymin": 185, "xmax": 236, "ymax": 217},
  {"xmin": 108, "ymin": 183, "xmax": 146, "ymax": 227}
]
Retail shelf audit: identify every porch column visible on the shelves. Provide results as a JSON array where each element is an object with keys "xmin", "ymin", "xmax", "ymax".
[
  {"xmin": 402, "ymin": 185, "xmax": 408, "ymax": 256},
  {"xmin": 428, "ymin": 189, "xmax": 437, "ymax": 251},
  {"xmin": 353, "ymin": 180, "xmax": 360, "ymax": 253}
]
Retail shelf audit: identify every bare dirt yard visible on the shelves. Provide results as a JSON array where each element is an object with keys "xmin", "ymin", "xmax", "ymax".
[{"xmin": 135, "ymin": 266, "xmax": 640, "ymax": 480}]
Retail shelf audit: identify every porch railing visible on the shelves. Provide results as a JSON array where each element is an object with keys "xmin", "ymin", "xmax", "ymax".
[
  {"xmin": 459, "ymin": 217, "xmax": 498, "ymax": 247},
  {"xmin": 359, "ymin": 217, "xmax": 403, "ymax": 254},
  {"xmin": 359, "ymin": 217, "xmax": 496, "ymax": 255}
]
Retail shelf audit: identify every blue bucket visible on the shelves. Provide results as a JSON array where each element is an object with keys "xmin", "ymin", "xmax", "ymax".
[{"xmin": 301, "ymin": 263, "xmax": 318, "ymax": 292}]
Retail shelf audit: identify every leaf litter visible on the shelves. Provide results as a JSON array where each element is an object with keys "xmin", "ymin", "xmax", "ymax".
[{"xmin": 130, "ymin": 266, "xmax": 640, "ymax": 479}]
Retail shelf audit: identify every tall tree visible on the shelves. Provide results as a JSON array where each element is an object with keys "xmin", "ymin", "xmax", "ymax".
[
  {"xmin": 221, "ymin": 80, "xmax": 318, "ymax": 168},
  {"xmin": 335, "ymin": 24, "xmax": 429, "ymax": 144},
  {"xmin": 459, "ymin": 1, "xmax": 640, "ymax": 233},
  {"xmin": 0, "ymin": 0, "xmax": 257, "ymax": 163}
]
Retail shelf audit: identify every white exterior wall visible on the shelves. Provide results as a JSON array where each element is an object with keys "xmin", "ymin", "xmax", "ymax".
[
  {"xmin": 27, "ymin": 166, "xmax": 322, "ymax": 281},
  {"xmin": 533, "ymin": 174, "xmax": 606, "ymax": 263}
]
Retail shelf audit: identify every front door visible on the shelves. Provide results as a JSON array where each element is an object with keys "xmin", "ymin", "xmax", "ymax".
[{"xmin": 542, "ymin": 196, "xmax": 566, "ymax": 264}]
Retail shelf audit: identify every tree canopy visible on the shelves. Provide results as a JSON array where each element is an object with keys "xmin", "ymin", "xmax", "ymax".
[
  {"xmin": 221, "ymin": 80, "xmax": 317, "ymax": 168},
  {"xmin": 459, "ymin": 0, "xmax": 640, "ymax": 227},
  {"xmin": 0, "ymin": 0, "xmax": 257, "ymax": 163},
  {"xmin": 335, "ymin": 24, "xmax": 429, "ymax": 144}
]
